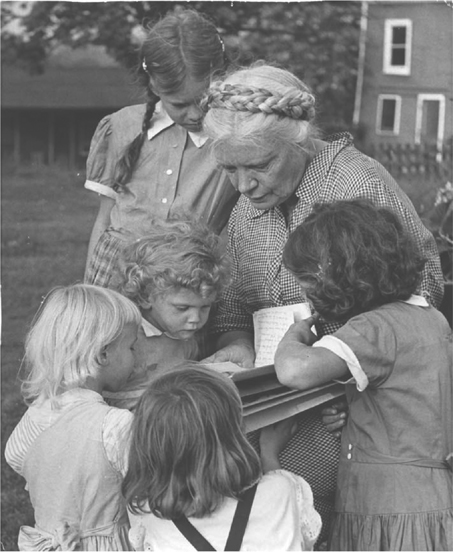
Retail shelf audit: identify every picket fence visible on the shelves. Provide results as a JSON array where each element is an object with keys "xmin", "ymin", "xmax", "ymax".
[{"xmin": 367, "ymin": 142, "xmax": 452, "ymax": 180}]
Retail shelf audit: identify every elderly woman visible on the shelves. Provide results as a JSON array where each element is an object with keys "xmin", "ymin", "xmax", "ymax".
[{"xmin": 201, "ymin": 63, "xmax": 444, "ymax": 545}]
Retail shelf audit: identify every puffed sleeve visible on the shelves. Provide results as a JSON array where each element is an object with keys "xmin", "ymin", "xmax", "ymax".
[
  {"xmin": 292, "ymin": 472, "xmax": 322, "ymax": 551},
  {"xmin": 4, "ymin": 410, "xmax": 40, "ymax": 477},
  {"xmin": 84, "ymin": 115, "xmax": 119, "ymax": 200},
  {"xmin": 264, "ymin": 469, "xmax": 322, "ymax": 551}
]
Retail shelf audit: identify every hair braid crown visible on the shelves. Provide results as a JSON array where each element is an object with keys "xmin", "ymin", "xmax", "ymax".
[{"xmin": 203, "ymin": 82, "xmax": 315, "ymax": 121}]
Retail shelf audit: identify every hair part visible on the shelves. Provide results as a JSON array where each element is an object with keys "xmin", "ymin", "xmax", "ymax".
[
  {"xmin": 114, "ymin": 9, "xmax": 228, "ymax": 191},
  {"xmin": 122, "ymin": 364, "xmax": 261, "ymax": 518},
  {"xmin": 202, "ymin": 62, "xmax": 320, "ymax": 153},
  {"xmin": 283, "ymin": 199, "xmax": 427, "ymax": 322},
  {"xmin": 114, "ymin": 218, "xmax": 229, "ymax": 307},
  {"xmin": 20, "ymin": 284, "xmax": 141, "ymax": 407}
]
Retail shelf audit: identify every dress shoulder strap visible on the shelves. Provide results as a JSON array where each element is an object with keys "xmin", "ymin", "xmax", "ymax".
[
  {"xmin": 172, "ymin": 516, "xmax": 215, "ymax": 551},
  {"xmin": 225, "ymin": 483, "xmax": 258, "ymax": 551},
  {"xmin": 172, "ymin": 483, "xmax": 258, "ymax": 551}
]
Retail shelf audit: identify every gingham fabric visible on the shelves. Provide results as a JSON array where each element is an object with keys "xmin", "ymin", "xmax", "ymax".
[
  {"xmin": 212, "ymin": 132, "xmax": 444, "ymax": 338},
  {"xmin": 84, "ymin": 229, "xmax": 123, "ymax": 287}
]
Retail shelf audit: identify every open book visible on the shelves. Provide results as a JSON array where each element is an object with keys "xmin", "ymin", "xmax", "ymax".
[
  {"xmin": 205, "ymin": 362, "xmax": 344, "ymax": 431},
  {"xmin": 233, "ymin": 365, "xmax": 344, "ymax": 431},
  {"xmin": 204, "ymin": 303, "xmax": 343, "ymax": 431}
]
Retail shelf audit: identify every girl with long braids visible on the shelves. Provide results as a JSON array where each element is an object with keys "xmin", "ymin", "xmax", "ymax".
[{"xmin": 84, "ymin": 9, "xmax": 238, "ymax": 287}]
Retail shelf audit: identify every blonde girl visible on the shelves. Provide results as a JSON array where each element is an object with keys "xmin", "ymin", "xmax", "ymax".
[
  {"xmin": 123, "ymin": 364, "xmax": 322, "ymax": 551},
  {"xmin": 5, "ymin": 284, "xmax": 141, "ymax": 551},
  {"xmin": 102, "ymin": 218, "xmax": 229, "ymax": 410}
]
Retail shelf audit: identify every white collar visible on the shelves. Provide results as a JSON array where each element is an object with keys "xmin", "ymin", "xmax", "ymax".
[
  {"xmin": 403, "ymin": 294, "xmax": 429, "ymax": 307},
  {"xmin": 141, "ymin": 316, "xmax": 163, "ymax": 337},
  {"xmin": 141, "ymin": 316, "xmax": 185, "ymax": 341},
  {"xmin": 147, "ymin": 102, "xmax": 209, "ymax": 148}
]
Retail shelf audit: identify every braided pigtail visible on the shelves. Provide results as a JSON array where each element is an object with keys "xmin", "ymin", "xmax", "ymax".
[
  {"xmin": 202, "ymin": 82, "xmax": 315, "ymax": 122},
  {"xmin": 113, "ymin": 92, "xmax": 159, "ymax": 193},
  {"xmin": 114, "ymin": 9, "xmax": 227, "ymax": 192}
]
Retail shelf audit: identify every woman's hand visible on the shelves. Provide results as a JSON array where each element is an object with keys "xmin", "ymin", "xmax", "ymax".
[
  {"xmin": 321, "ymin": 400, "xmax": 348, "ymax": 439},
  {"xmin": 202, "ymin": 331, "xmax": 255, "ymax": 369},
  {"xmin": 259, "ymin": 417, "xmax": 299, "ymax": 472}
]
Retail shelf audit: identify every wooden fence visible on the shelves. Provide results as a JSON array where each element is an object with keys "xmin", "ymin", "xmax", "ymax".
[{"xmin": 367, "ymin": 142, "xmax": 452, "ymax": 181}]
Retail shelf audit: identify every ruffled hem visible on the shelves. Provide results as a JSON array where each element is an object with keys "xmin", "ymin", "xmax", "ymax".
[{"xmin": 328, "ymin": 509, "xmax": 453, "ymax": 551}]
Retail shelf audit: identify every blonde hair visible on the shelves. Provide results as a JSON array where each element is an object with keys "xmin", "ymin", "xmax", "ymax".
[
  {"xmin": 21, "ymin": 284, "xmax": 141, "ymax": 406},
  {"xmin": 115, "ymin": 218, "xmax": 229, "ymax": 307},
  {"xmin": 123, "ymin": 364, "xmax": 261, "ymax": 518},
  {"xmin": 202, "ymin": 62, "xmax": 319, "ymax": 153}
]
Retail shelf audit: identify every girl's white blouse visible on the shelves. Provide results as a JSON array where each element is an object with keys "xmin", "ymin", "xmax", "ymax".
[{"xmin": 128, "ymin": 469, "xmax": 322, "ymax": 551}]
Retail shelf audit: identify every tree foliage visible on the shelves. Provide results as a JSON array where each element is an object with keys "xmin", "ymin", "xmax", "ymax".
[{"xmin": 1, "ymin": 1, "xmax": 361, "ymax": 132}]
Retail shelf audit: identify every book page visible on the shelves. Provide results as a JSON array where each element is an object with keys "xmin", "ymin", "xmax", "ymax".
[{"xmin": 253, "ymin": 303, "xmax": 313, "ymax": 367}]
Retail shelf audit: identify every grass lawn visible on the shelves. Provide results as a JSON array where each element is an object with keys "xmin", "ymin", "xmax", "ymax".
[{"xmin": 1, "ymin": 167, "xmax": 98, "ymax": 551}]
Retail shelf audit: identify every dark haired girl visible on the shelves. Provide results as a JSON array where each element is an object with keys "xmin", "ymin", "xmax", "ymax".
[
  {"xmin": 276, "ymin": 199, "xmax": 453, "ymax": 551},
  {"xmin": 84, "ymin": 9, "xmax": 238, "ymax": 287}
]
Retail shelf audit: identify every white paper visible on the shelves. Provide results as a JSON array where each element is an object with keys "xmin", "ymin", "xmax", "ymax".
[{"xmin": 253, "ymin": 303, "xmax": 313, "ymax": 367}]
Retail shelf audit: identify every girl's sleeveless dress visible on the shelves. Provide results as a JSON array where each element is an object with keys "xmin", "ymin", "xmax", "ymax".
[{"xmin": 19, "ymin": 401, "xmax": 130, "ymax": 551}]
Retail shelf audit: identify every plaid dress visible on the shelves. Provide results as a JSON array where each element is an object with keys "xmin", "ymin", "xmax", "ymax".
[{"xmin": 211, "ymin": 132, "xmax": 444, "ymax": 544}]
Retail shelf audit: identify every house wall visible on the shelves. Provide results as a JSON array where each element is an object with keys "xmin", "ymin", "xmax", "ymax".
[
  {"xmin": 1, "ymin": 108, "xmax": 115, "ymax": 170},
  {"xmin": 359, "ymin": 1, "xmax": 452, "ymax": 152}
]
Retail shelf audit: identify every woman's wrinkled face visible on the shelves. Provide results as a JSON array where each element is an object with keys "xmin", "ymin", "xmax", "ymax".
[{"xmin": 215, "ymin": 140, "xmax": 308, "ymax": 210}]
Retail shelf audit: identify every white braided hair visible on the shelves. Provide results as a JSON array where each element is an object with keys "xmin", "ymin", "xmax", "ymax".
[{"xmin": 202, "ymin": 81, "xmax": 315, "ymax": 122}]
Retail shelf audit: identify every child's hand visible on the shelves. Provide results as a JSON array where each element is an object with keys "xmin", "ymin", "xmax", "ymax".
[
  {"xmin": 259, "ymin": 417, "xmax": 298, "ymax": 472},
  {"xmin": 321, "ymin": 400, "xmax": 348, "ymax": 439},
  {"xmin": 280, "ymin": 315, "xmax": 319, "ymax": 346},
  {"xmin": 202, "ymin": 343, "xmax": 255, "ymax": 369}
]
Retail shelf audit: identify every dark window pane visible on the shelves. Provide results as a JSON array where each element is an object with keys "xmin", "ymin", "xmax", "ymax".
[
  {"xmin": 381, "ymin": 99, "xmax": 396, "ymax": 131},
  {"xmin": 391, "ymin": 47, "xmax": 406, "ymax": 66},
  {"xmin": 392, "ymin": 26, "xmax": 406, "ymax": 44},
  {"xmin": 422, "ymin": 100, "xmax": 440, "ymax": 143}
]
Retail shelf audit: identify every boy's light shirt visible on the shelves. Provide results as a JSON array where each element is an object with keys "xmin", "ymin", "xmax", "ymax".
[
  {"xmin": 313, "ymin": 295, "xmax": 429, "ymax": 391},
  {"xmin": 147, "ymin": 103, "xmax": 209, "ymax": 148}
]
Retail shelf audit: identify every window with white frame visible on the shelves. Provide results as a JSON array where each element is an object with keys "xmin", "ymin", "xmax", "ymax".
[
  {"xmin": 383, "ymin": 19, "xmax": 412, "ymax": 75},
  {"xmin": 415, "ymin": 94, "xmax": 445, "ymax": 153},
  {"xmin": 376, "ymin": 95, "xmax": 401, "ymax": 135}
]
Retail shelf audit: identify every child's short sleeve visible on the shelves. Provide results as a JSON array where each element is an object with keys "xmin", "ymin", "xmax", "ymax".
[
  {"xmin": 4, "ymin": 410, "xmax": 42, "ymax": 477},
  {"xmin": 331, "ymin": 311, "xmax": 397, "ymax": 388},
  {"xmin": 84, "ymin": 115, "xmax": 118, "ymax": 200},
  {"xmin": 264, "ymin": 469, "xmax": 322, "ymax": 550}
]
